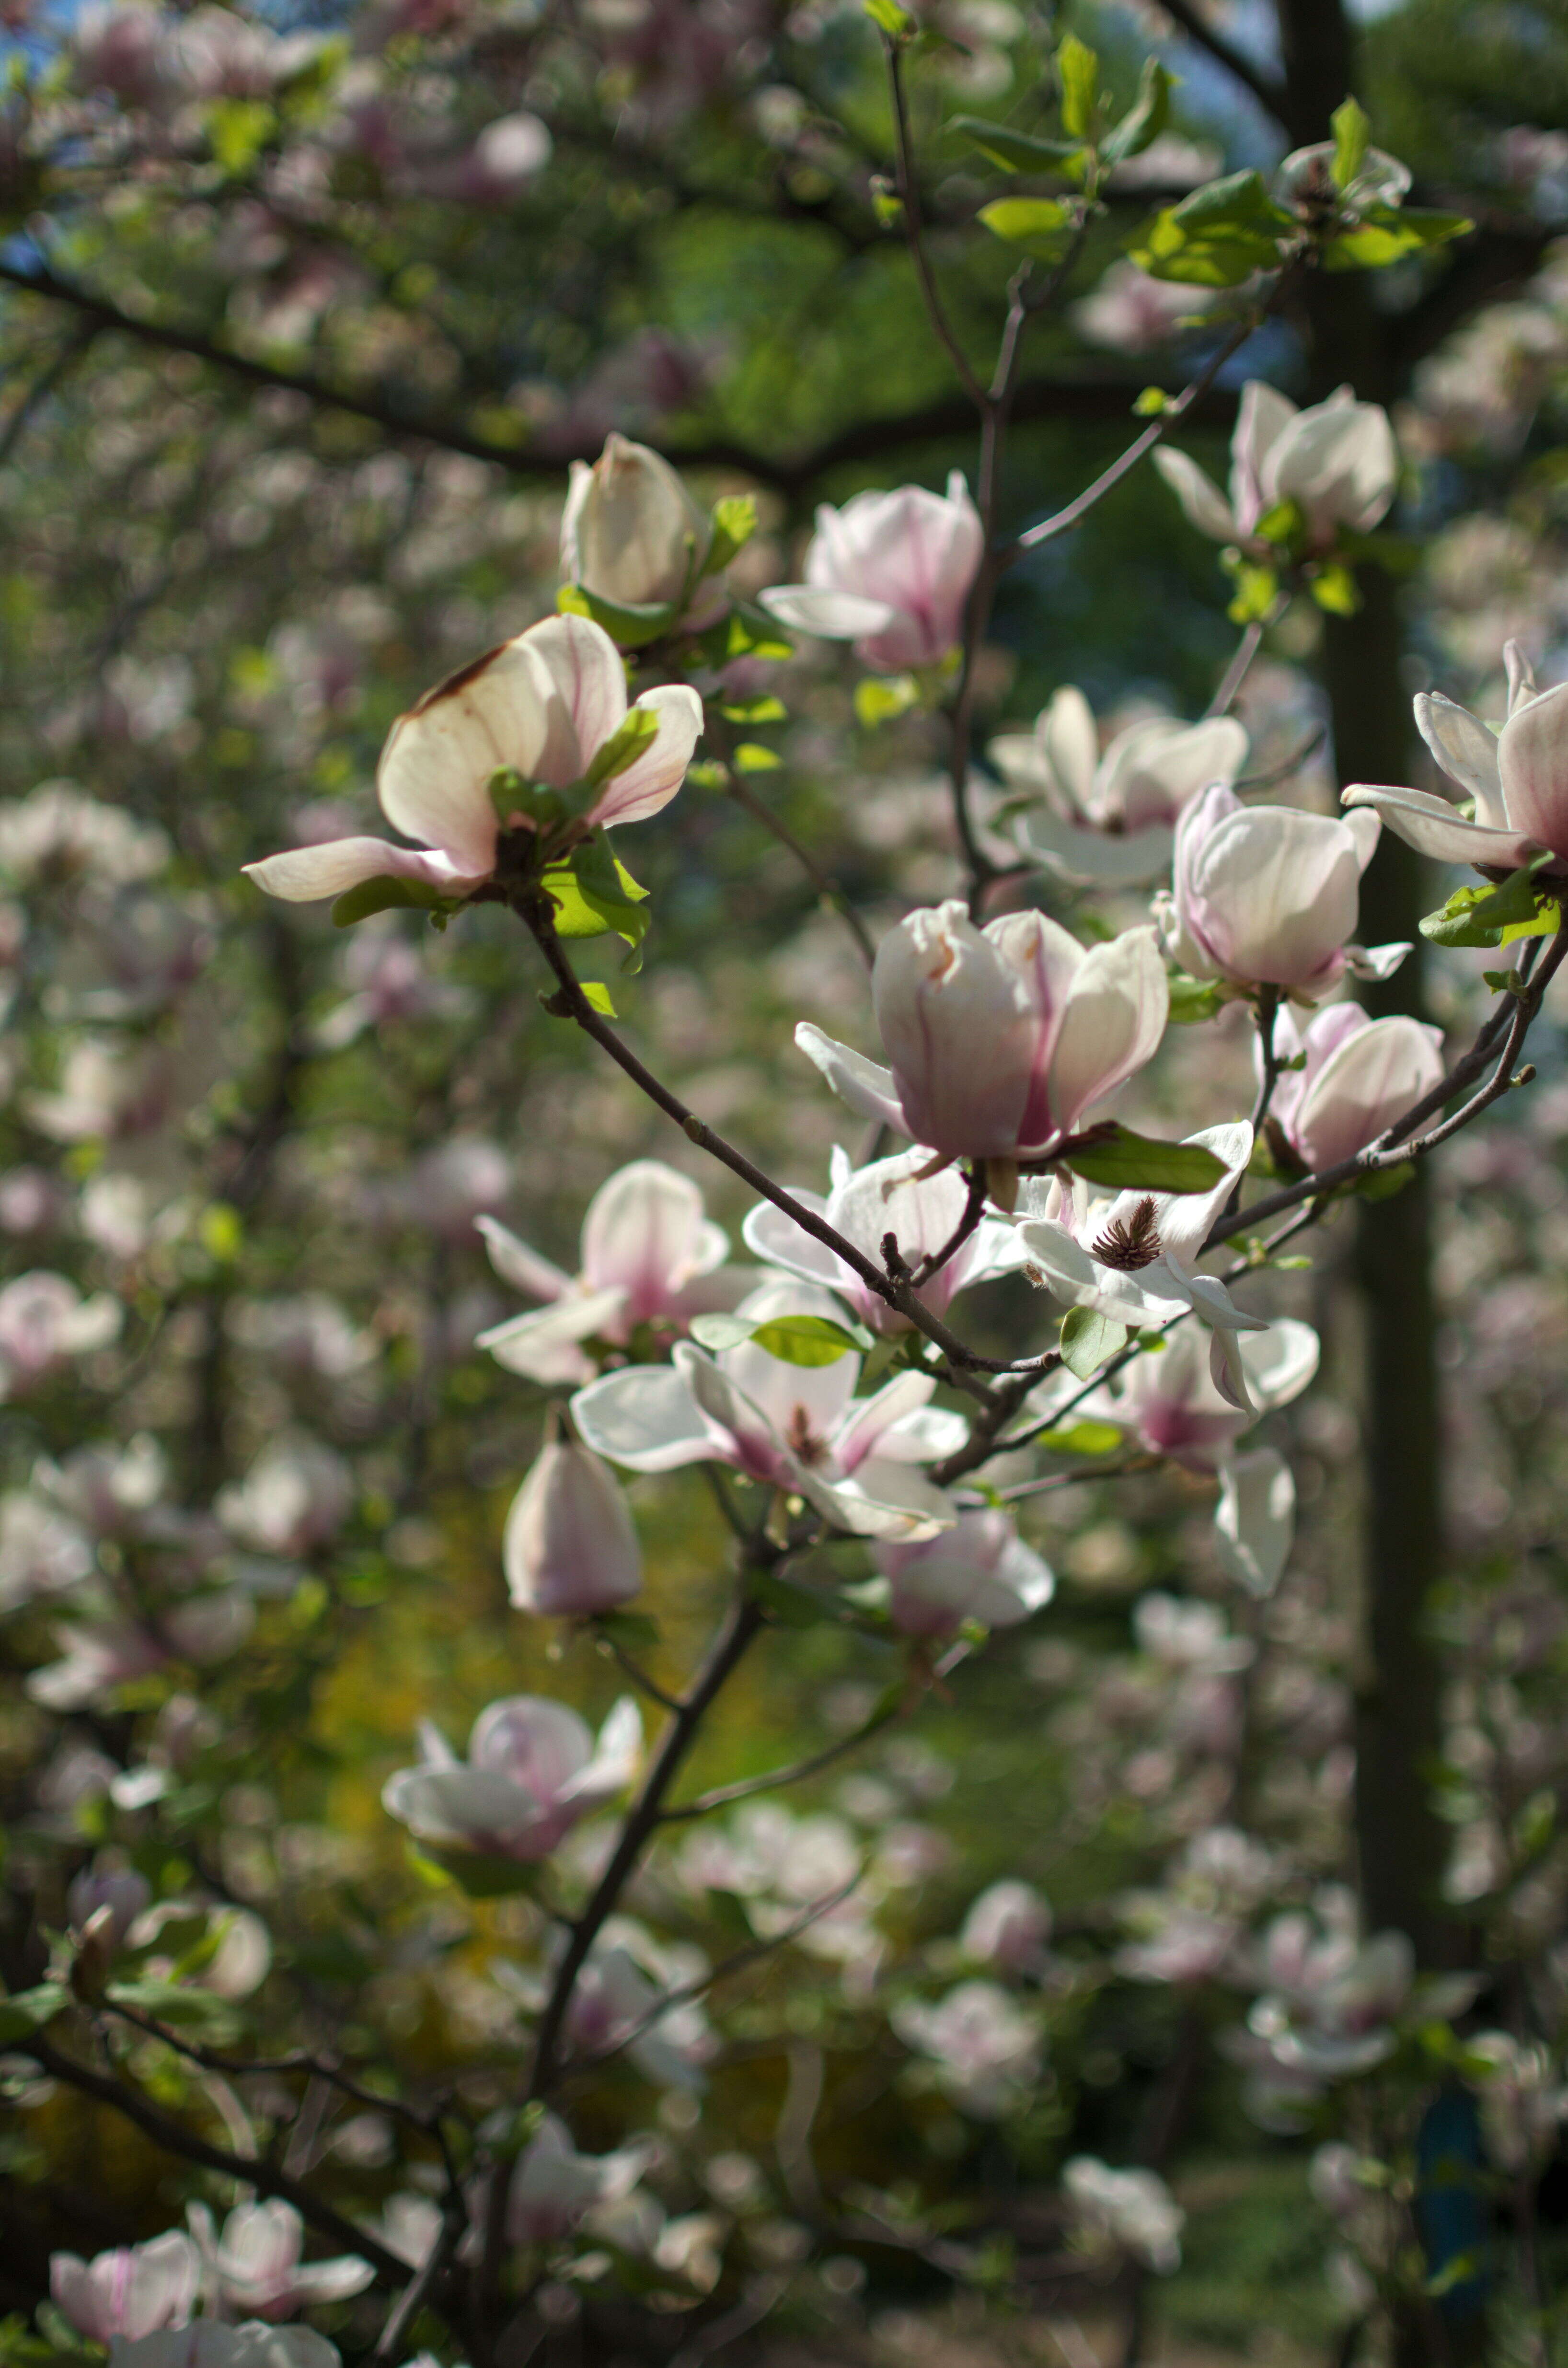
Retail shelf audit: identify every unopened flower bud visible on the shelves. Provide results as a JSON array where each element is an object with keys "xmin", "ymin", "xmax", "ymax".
[
  {"xmin": 503, "ymin": 1435, "xmax": 643, "ymax": 1616},
  {"xmin": 561, "ymin": 434, "xmax": 713, "ymax": 611}
]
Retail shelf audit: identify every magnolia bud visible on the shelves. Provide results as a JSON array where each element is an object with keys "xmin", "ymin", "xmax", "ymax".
[
  {"xmin": 560, "ymin": 434, "xmax": 712, "ymax": 611},
  {"xmin": 503, "ymin": 1436, "xmax": 642, "ymax": 1616}
]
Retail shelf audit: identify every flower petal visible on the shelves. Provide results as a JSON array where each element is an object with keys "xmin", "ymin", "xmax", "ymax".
[
  {"xmin": 476, "ymin": 1289, "xmax": 628, "ymax": 1383},
  {"xmin": 242, "ymin": 838, "xmax": 479, "ymax": 904},
  {"xmin": 377, "ymin": 644, "xmax": 543, "ymax": 868},
  {"xmin": 795, "ymin": 1023, "xmax": 907, "ymax": 1133},
  {"xmin": 1144, "ymin": 1120, "xmax": 1254, "ymax": 1265},
  {"xmin": 516, "ymin": 611, "xmax": 630, "ymax": 788},
  {"xmin": 1018, "ymin": 810, "xmax": 1177, "ymax": 886},
  {"xmin": 1341, "ymin": 784, "xmax": 1541, "ymax": 871},
  {"xmin": 758, "ymin": 585, "xmax": 902, "ymax": 638},
  {"xmin": 475, "ymin": 1215, "xmax": 573, "ymax": 1302},
  {"xmin": 1240, "ymin": 1318, "xmax": 1320, "ymax": 1411},
  {"xmin": 1214, "ymin": 1447, "xmax": 1295, "ymax": 1597},
  {"xmin": 806, "ymin": 1457, "xmax": 955, "ymax": 1541},
  {"xmin": 741, "ymin": 1190, "xmax": 847, "ymax": 1290},
  {"xmin": 1498, "ymin": 677, "xmax": 1568, "ymax": 862},
  {"xmin": 832, "ymin": 1369, "xmax": 937, "ymax": 1471},
  {"xmin": 1152, "ymin": 447, "xmax": 1239, "ymax": 541},
  {"xmin": 1044, "ymin": 925, "xmax": 1169, "ymax": 1142},
  {"xmin": 570, "ymin": 1364, "xmax": 716, "ymax": 1471},
  {"xmin": 1414, "ymin": 693, "xmax": 1505, "ymax": 824},
  {"xmin": 589, "ymin": 684, "xmax": 704, "ymax": 828}
]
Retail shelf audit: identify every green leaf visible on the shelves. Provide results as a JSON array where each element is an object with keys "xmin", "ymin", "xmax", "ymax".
[
  {"xmin": 1502, "ymin": 898, "xmax": 1561, "ymax": 946},
  {"xmin": 855, "ymin": 674, "xmax": 921, "ymax": 727},
  {"xmin": 1321, "ymin": 206, "xmax": 1471, "ymax": 272},
  {"xmin": 331, "ymin": 874, "xmax": 448, "ymax": 927},
  {"xmin": 1065, "ymin": 1124, "xmax": 1226, "ymax": 1193},
  {"xmin": 1419, "ymin": 867, "xmax": 1545, "ymax": 949},
  {"xmin": 542, "ymin": 835, "xmax": 651, "ymax": 965},
  {"xmin": 1224, "ymin": 557, "xmax": 1280, "ymax": 624},
  {"xmin": 1165, "ymin": 971, "xmax": 1223, "ymax": 1023},
  {"xmin": 1035, "ymin": 1418, "xmax": 1125, "ymax": 1457},
  {"xmin": 864, "ymin": 0, "xmax": 915, "ymax": 34},
  {"xmin": 414, "ymin": 1848, "xmax": 543, "ymax": 1898},
  {"xmin": 1358, "ymin": 1160, "xmax": 1415, "ymax": 1202},
  {"xmin": 103, "ymin": 1979, "xmax": 242, "ymax": 2037},
  {"xmin": 557, "ymin": 580, "xmax": 676, "ymax": 649},
  {"xmin": 1133, "ymin": 385, "xmax": 1169, "ymax": 416},
  {"xmin": 1056, "ymin": 35, "xmax": 1099, "ymax": 139},
  {"xmin": 749, "ymin": 1314, "xmax": 870, "ymax": 1366},
  {"xmin": 580, "ymin": 980, "xmax": 617, "ymax": 1016},
  {"xmin": 733, "ymin": 742, "xmax": 781, "ymax": 772},
  {"xmin": 206, "ymin": 97, "xmax": 275, "ymax": 174},
  {"xmin": 1131, "ymin": 168, "xmax": 1294, "ymax": 286},
  {"xmin": 703, "ymin": 1888, "xmax": 757, "ymax": 1944},
  {"xmin": 0, "ymin": 1983, "xmax": 66, "ymax": 2045},
  {"xmin": 1329, "ymin": 95, "xmax": 1370, "ymax": 192},
  {"xmin": 978, "ymin": 196, "xmax": 1076, "ymax": 262},
  {"xmin": 718, "ymin": 694, "xmax": 787, "ymax": 724},
  {"xmin": 585, "ymin": 704, "xmax": 659, "ymax": 786},
  {"xmin": 1309, "ymin": 561, "xmax": 1359, "ymax": 615},
  {"xmin": 1060, "ymin": 1306, "xmax": 1129, "ymax": 1381},
  {"xmin": 704, "ymin": 493, "xmax": 757, "ymax": 574},
  {"xmin": 949, "ymin": 115, "xmax": 1085, "ymax": 174},
  {"xmin": 747, "ymin": 1568, "xmax": 836, "ymax": 1627},
  {"xmin": 595, "ymin": 1608, "xmax": 661, "ymax": 1651},
  {"xmin": 715, "ymin": 603, "xmax": 795, "ymax": 662},
  {"xmin": 1100, "ymin": 59, "xmax": 1173, "ymax": 167}
]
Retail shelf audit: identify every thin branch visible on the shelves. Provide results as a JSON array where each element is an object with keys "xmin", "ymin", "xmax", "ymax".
[
  {"xmin": 909, "ymin": 1164, "xmax": 988, "ymax": 1288},
  {"xmin": 0, "ymin": 321, "xmax": 100, "ymax": 468},
  {"xmin": 373, "ymin": 2203, "xmax": 464, "ymax": 2361},
  {"xmin": 1153, "ymin": 0, "xmax": 1288, "ymax": 121},
  {"xmin": 708, "ymin": 717, "xmax": 875, "ymax": 971},
  {"xmin": 657, "ymin": 1700, "xmax": 905, "ymax": 1821},
  {"xmin": 595, "ymin": 1628, "xmax": 682, "ymax": 1713},
  {"xmin": 884, "ymin": 42, "xmax": 988, "ymax": 412},
  {"xmin": 97, "ymin": 1998, "xmax": 449, "ymax": 2138},
  {"xmin": 23, "ymin": 2032, "xmax": 410, "ymax": 2287},
  {"xmin": 1206, "ymin": 619, "xmax": 1267, "ymax": 720}
]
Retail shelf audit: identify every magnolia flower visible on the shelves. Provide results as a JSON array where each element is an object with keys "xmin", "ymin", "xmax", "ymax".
[
  {"xmin": 51, "ymin": 2235, "xmax": 201, "ymax": 2344},
  {"xmin": 478, "ymin": 1159, "xmax": 744, "ymax": 1385},
  {"xmin": 67, "ymin": 1859, "xmax": 153, "ymax": 1948},
  {"xmin": 243, "ymin": 615, "xmax": 703, "ymax": 907},
  {"xmin": 1154, "ymin": 382, "xmax": 1398, "ymax": 555},
  {"xmin": 499, "ymin": 2110, "xmax": 653, "ymax": 2244},
  {"xmin": 892, "ymin": 1979, "xmax": 1041, "ymax": 2118},
  {"xmin": 561, "ymin": 433, "xmax": 714, "ymax": 611},
  {"xmin": 187, "ymin": 2202, "xmax": 373, "ymax": 2320},
  {"xmin": 216, "ymin": 1438, "xmax": 353, "ymax": 1557},
  {"xmin": 382, "ymin": 1695, "xmax": 641, "ymax": 1860},
  {"xmin": 797, "ymin": 904, "xmax": 1168, "ymax": 1164},
  {"xmin": 760, "ymin": 474, "xmax": 983, "ymax": 672},
  {"xmin": 0, "ymin": 1271, "xmax": 121, "ymax": 1396},
  {"xmin": 562, "ymin": 1926, "xmax": 714, "ymax": 2089},
  {"xmin": 1276, "ymin": 139, "xmax": 1412, "ymax": 221},
  {"xmin": 27, "ymin": 1619, "xmax": 169, "ymax": 1709},
  {"xmin": 1269, "ymin": 1003, "xmax": 1445, "ymax": 1171},
  {"xmin": 873, "ymin": 1509, "xmax": 1054, "ymax": 1637},
  {"xmin": 0, "ymin": 1490, "xmax": 93, "ymax": 1610},
  {"xmin": 404, "ymin": 1137, "xmax": 510, "ymax": 1240},
  {"xmin": 570, "ymin": 1279, "xmax": 964, "ymax": 1541},
  {"xmin": 992, "ymin": 687, "xmax": 1248, "ymax": 884},
  {"xmin": 741, "ymin": 1144, "xmax": 1026, "ymax": 1335},
  {"xmin": 502, "ymin": 1434, "xmax": 643, "ymax": 1616},
  {"xmin": 1071, "ymin": 259, "xmax": 1216, "ymax": 354},
  {"xmin": 1214, "ymin": 1447, "xmax": 1296, "ymax": 1598},
  {"xmin": 1248, "ymin": 1930, "xmax": 1417, "ymax": 2078},
  {"xmin": 1468, "ymin": 2032, "xmax": 1568, "ymax": 2174},
  {"xmin": 1095, "ymin": 1318, "xmax": 1321, "ymax": 1468},
  {"xmin": 1063, "ymin": 2158, "xmax": 1184, "ymax": 2275},
  {"xmin": 960, "ymin": 1880, "xmax": 1052, "ymax": 1974},
  {"xmin": 1343, "ymin": 644, "xmax": 1568, "ymax": 873},
  {"xmin": 1017, "ymin": 1123, "xmax": 1265, "ymax": 1410},
  {"xmin": 1160, "ymin": 784, "xmax": 1406, "ymax": 998}
]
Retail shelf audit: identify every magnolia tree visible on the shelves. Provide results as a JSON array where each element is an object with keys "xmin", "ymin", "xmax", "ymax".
[{"xmin": 2, "ymin": 2, "xmax": 1568, "ymax": 2366}]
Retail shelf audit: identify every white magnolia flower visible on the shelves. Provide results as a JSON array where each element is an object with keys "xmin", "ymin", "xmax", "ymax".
[
  {"xmin": 892, "ymin": 1979, "xmax": 1042, "ymax": 2118},
  {"xmin": 503, "ymin": 1433, "xmax": 643, "ymax": 1617},
  {"xmin": 478, "ymin": 1158, "xmax": 745, "ymax": 1385},
  {"xmin": 0, "ymin": 1271, "xmax": 121, "ymax": 1397},
  {"xmin": 760, "ymin": 474, "xmax": 983, "ymax": 673},
  {"xmin": 960, "ymin": 1880, "xmax": 1052, "ymax": 1974},
  {"xmin": 0, "ymin": 1490, "xmax": 93, "ymax": 1610},
  {"xmin": 561, "ymin": 433, "xmax": 715, "ymax": 612},
  {"xmin": 382, "ymin": 1695, "xmax": 641, "ymax": 1861},
  {"xmin": 498, "ymin": 2110, "xmax": 654, "ymax": 2244},
  {"xmin": 1086, "ymin": 1318, "xmax": 1320, "ymax": 1468},
  {"xmin": 742, "ymin": 1144, "xmax": 1026, "ymax": 1335},
  {"xmin": 570, "ymin": 1280, "xmax": 964, "ymax": 1541},
  {"xmin": 187, "ymin": 2201, "xmax": 373, "ymax": 2320},
  {"xmin": 51, "ymin": 2235, "xmax": 201, "ymax": 2344},
  {"xmin": 993, "ymin": 687, "xmax": 1248, "ymax": 884},
  {"xmin": 1154, "ymin": 381, "xmax": 1398, "ymax": 555},
  {"xmin": 1269, "ymin": 1001, "xmax": 1445, "ymax": 1172},
  {"xmin": 1344, "ymin": 642, "xmax": 1568, "ymax": 873},
  {"xmin": 216, "ymin": 1438, "xmax": 354, "ymax": 1558},
  {"xmin": 243, "ymin": 614, "xmax": 703, "ymax": 907},
  {"xmin": 874, "ymin": 1508, "xmax": 1053, "ymax": 1637},
  {"xmin": 1017, "ymin": 1122, "xmax": 1266, "ymax": 1410},
  {"xmin": 110, "ymin": 2329, "xmax": 339, "ymax": 2368},
  {"xmin": 1063, "ymin": 2157, "xmax": 1184, "ymax": 2274}
]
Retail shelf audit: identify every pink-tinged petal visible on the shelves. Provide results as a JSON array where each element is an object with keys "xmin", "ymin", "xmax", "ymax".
[
  {"xmin": 1341, "ymin": 783, "xmax": 1542, "ymax": 871},
  {"xmin": 1291, "ymin": 1015, "xmax": 1442, "ymax": 1171},
  {"xmin": 1214, "ymin": 1448, "xmax": 1294, "ymax": 1597},
  {"xmin": 1207, "ymin": 1324, "xmax": 1255, "ymax": 1415},
  {"xmin": 1414, "ymin": 693, "xmax": 1505, "ymax": 823},
  {"xmin": 475, "ymin": 1214, "xmax": 573, "ymax": 1302},
  {"xmin": 1499, "ymin": 678, "xmax": 1568, "ymax": 862},
  {"xmin": 1240, "ymin": 1319, "xmax": 1320, "ymax": 1410},
  {"xmin": 1044, "ymin": 925, "xmax": 1169, "ymax": 1142},
  {"xmin": 832, "ymin": 1370, "xmax": 937, "ymax": 1473},
  {"xmin": 1344, "ymin": 807, "xmax": 1381, "ymax": 873},
  {"xmin": 758, "ymin": 585, "xmax": 901, "ymax": 638},
  {"xmin": 676, "ymin": 1340, "xmax": 793, "ymax": 1484},
  {"xmin": 382, "ymin": 1764, "xmax": 542, "ymax": 1851},
  {"xmin": 471, "ymin": 1696, "xmax": 593, "ymax": 1798},
  {"xmin": 1152, "ymin": 446, "xmax": 1240, "ymax": 542},
  {"xmin": 1144, "ymin": 1121, "xmax": 1254, "ymax": 1266},
  {"xmin": 516, "ymin": 611, "xmax": 630, "ymax": 788},
  {"xmin": 1230, "ymin": 380, "xmax": 1298, "ymax": 528},
  {"xmin": 1343, "ymin": 941, "xmax": 1411, "ymax": 982},
  {"xmin": 475, "ymin": 1289, "xmax": 628, "ymax": 1384},
  {"xmin": 570, "ymin": 1363, "xmax": 717, "ymax": 1471},
  {"xmin": 1018, "ymin": 810, "xmax": 1176, "ymax": 886},
  {"xmin": 560, "ymin": 1695, "xmax": 642, "ymax": 1806},
  {"xmin": 808, "ymin": 1458, "xmax": 954, "ymax": 1540},
  {"xmin": 795, "ymin": 1024, "xmax": 907, "ymax": 1134},
  {"xmin": 376, "ymin": 646, "xmax": 546, "ymax": 868},
  {"xmin": 588, "ymin": 683, "xmax": 703, "ymax": 828},
  {"xmin": 242, "ymin": 838, "xmax": 478, "ymax": 904},
  {"xmin": 741, "ymin": 1191, "xmax": 846, "ymax": 1290}
]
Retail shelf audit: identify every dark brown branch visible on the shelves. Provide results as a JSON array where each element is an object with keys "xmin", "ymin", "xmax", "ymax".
[{"xmin": 1153, "ymin": 0, "xmax": 1288, "ymax": 121}]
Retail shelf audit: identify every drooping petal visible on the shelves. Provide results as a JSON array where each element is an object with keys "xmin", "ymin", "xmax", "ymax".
[
  {"xmin": 1341, "ymin": 782, "xmax": 1541, "ymax": 871},
  {"xmin": 242, "ymin": 838, "xmax": 482, "ymax": 904},
  {"xmin": 1018, "ymin": 810, "xmax": 1177, "ymax": 886},
  {"xmin": 831, "ymin": 1369, "xmax": 938, "ymax": 1472},
  {"xmin": 588, "ymin": 684, "xmax": 704, "ymax": 828},
  {"xmin": 1343, "ymin": 942, "xmax": 1411, "ymax": 982},
  {"xmin": 1214, "ymin": 1448, "xmax": 1295, "ymax": 1597},
  {"xmin": 807, "ymin": 1456, "xmax": 954, "ymax": 1541},
  {"xmin": 1152, "ymin": 447, "xmax": 1240, "ymax": 541},
  {"xmin": 795, "ymin": 1023, "xmax": 907, "ymax": 1134},
  {"xmin": 571, "ymin": 1364, "xmax": 718, "ymax": 1471},
  {"xmin": 1414, "ymin": 693, "xmax": 1505, "ymax": 824},
  {"xmin": 742, "ymin": 1189, "xmax": 849, "ymax": 1292},
  {"xmin": 476, "ymin": 1289, "xmax": 629, "ymax": 1383},
  {"xmin": 758, "ymin": 585, "xmax": 902, "ymax": 638},
  {"xmin": 475, "ymin": 1214, "xmax": 574, "ymax": 1302},
  {"xmin": 1239, "ymin": 1318, "xmax": 1320, "ymax": 1411}
]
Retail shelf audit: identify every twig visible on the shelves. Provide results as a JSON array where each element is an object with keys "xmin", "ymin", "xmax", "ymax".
[
  {"xmin": 97, "ymin": 1998, "xmax": 449, "ymax": 2136},
  {"xmin": 883, "ymin": 43, "xmax": 988, "ymax": 411},
  {"xmin": 1153, "ymin": 0, "xmax": 1288, "ymax": 121},
  {"xmin": 596, "ymin": 1628, "xmax": 682, "ymax": 1713},
  {"xmin": 719, "ymin": 750, "xmax": 876, "ymax": 971},
  {"xmin": 909, "ymin": 1164, "xmax": 988, "ymax": 1287},
  {"xmin": 373, "ymin": 2204, "xmax": 464, "ymax": 2361},
  {"xmin": 1205, "ymin": 618, "xmax": 1267, "ymax": 720},
  {"xmin": 657, "ymin": 1698, "xmax": 906, "ymax": 1820},
  {"xmin": 0, "ymin": 321, "xmax": 100, "ymax": 469}
]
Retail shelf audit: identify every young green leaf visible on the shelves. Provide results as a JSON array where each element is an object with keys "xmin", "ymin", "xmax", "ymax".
[
  {"xmin": 585, "ymin": 704, "xmax": 660, "ymax": 786},
  {"xmin": 949, "ymin": 114, "xmax": 1085, "ymax": 174},
  {"xmin": 1131, "ymin": 168, "xmax": 1294, "ymax": 286},
  {"xmin": 1056, "ymin": 35, "xmax": 1099, "ymax": 139},
  {"xmin": 331, "ymin": 875, "xmax": 450, "ymax": 928},
  {"xmin": 977, "ymin": 197, "xmax": 1077, "ymax": 261},
  {"xmin": 749, "ymin": 1313, "xmax": 871, "ymax": 1366},
  {"xmin": 557, "ymin": 580, "xmax": 676, "ymax": 648},
  {"xmin": 1064, "ymin": 1125, "xmax": 1226, "ymax": 1193},
  {"xmin": 1329, "ymin": 94, "xmax": 1370, "ymax": 193},
  {"xmin": 1034, "ymin": 1417, "xmax": 1125, "ymax": 1457},
  {"xmin": 703, "ymin": 492, "xmax": 758, "ymax": 574},
  {"xmin": 1165, "ymin": 971, "xmax": 1224, "ymax": 1023},
  {"xmin": 1321, "ymin": 207, "xmax": 1471, "ymax": 272},
  {"xmin": 1100, "ymin": 59, "xmax": 1173, "ymax": 168},
  {"xmin": 1419, "ymin": 867, "xmax": 1546, "ymax": 949},
  {"xmin": 1060, "ymin": 1306, "xmax": 1129, "ymax": 1381}
]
